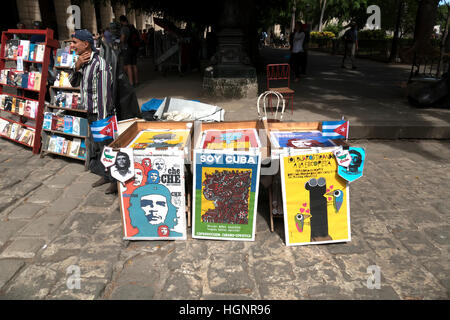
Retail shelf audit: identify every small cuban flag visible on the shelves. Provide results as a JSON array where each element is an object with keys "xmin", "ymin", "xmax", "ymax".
[
  {"xmin": 90, "ymin": 115, "xmax": 118, "ymax": 142},
  {"xmin": 322, "ymin": 120, "xmax": 349, "ymax": 140}
]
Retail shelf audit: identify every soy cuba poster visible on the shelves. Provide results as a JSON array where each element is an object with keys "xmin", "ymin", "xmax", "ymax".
[
  {"xmin": 192, "ymin": 150, "xmax": 261, "ymax": 241},
  {"xmin": 119, "ymin": 149, "xmax": 187, "ymax": 240},
  {"xmin": 280, "ymin": 148, "xmax": 350, "ymax": 246}
]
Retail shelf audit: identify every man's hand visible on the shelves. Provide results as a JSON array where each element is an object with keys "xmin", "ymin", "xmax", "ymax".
[{"xmin": 75, "ymin": 51, "xmax": 91, "ymax": 72}]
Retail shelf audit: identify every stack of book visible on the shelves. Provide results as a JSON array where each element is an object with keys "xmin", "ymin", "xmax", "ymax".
[
  {"xmin": 55, "ymin": 46, "xmax": 78, "ymax": 67},
  {"xmin": 42, "ymin": 112, "xmax": 88, "ymax": 137},
  {"xmin": 0, "ymin": 69, "xmax": 42, "ymax": 90},
  {"xmin": 44, "ymin": 135, "xmax": 86, "ymax": 159},
  {"xmin": 0, "ymin": 118, "xmax": 35, "ymax": 145},
  {"xmin": 53, "ymin": 91, "xmax": 81, "ymax": 110},
  {"xmin": 4, "ymin": 39, "xmax": 45, "ymax": 62},
  {"xmin": 0, "ymin": 95, "xmax": 38, "ymax": 118}
]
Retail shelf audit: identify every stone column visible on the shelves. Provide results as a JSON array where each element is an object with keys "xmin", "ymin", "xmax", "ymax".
[
  {"xmin": 80, "ymin": 0, "xmax": 97, "ymax": 34},
  {"xmin": 99, "ymin": 0, "xmax": 114, "ymax": 30},
  {"xmin": 53, "ymin": 0, "xmax": 72, "ymax": 40},
  {"xmin": 112, "ymin": 3, "xmax": 126, "ymax": 21},
  {"xmin": 16, "ymin": 0, "xmax": 42, "ymax": 29}
]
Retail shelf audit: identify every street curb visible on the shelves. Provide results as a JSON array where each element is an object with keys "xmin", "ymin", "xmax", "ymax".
[{"xmin": 349, "ymin": 121, "xmax": 450, "ymax": 139}]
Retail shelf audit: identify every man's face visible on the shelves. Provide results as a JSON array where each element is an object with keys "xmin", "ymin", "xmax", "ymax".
[
  {"xmin": 154, "ymin": 159, "xmax": 165, "ymax": 172},
  {"xmin": 133, "ymin": 168, "xmax": 143, "ymax": 186},
  {"xmin": 141, "ymin": 194, "xmax": 168, "ymax": 225},
  {"xmin": 116, "ymin": 155, "xmax": 127, "ymax": 168},
  {"xmin": 70, "ymin": 37, "xmax": 89, "ymax": 55},
  {"xmin": 149, "ymin": 171, "xmax": 158, "ymax": 182}
]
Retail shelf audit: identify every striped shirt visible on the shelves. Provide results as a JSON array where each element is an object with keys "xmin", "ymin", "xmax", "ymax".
[{"xmin": 69, "ymin": 52, "xmax": 113, "ymax": 120}]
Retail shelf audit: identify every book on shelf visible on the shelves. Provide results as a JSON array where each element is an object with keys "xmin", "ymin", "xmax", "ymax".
[
  {"xmin": 0, "ymin": 95, "xmax": 4, "ymax": 110},
  {"xmin": 11, "ymin": 97, "xmax": 17, "ymax": 113},
  {"xmin": 52, "ymin": 115, "xmax": 65, "ymax": 132},
  {"xmin": 7, "ymin": 70, "xmax": 15, "ymax": 86},
  {"xmin": 79, "ymin": 118, "xmax": 88, "ymax": 137},
  {"xmin": 62, "ymin": 139, "xmax": 69, "ymax": 154},
  {"xmin": 7, "ymin": 40, "xmax": 19, "ymax": 59},
  {"xmin": 21, "ymin": 73, "xmax": 28, "ymax": 88},
  {"xmin": 27, "ymin": 72, "xmax": 36, "ymax": 89},
  {"xmin": 24, "ymin": 100, "xmax": 37, "ymax": 119},
  {"xmin": 33, "ymin": 72, "xmax": 41, "ymax": 90},
  {"xmin": 14, "ymin": 71, "xmax": 23, "ymax": 87},
  {"xmin": 43, "ymin": 112, "xmax": 53, "ymax": 130},
  {"xmin": 72, "ymin": 117, "xmax": 80, "ymax": 135},
  {"xmin": 15, "ymin": 126, "xmax": 24, "ymax": 141},
  {"xmin": 0, "ymin": 118, "xmax": 9, "ymax": 134},
  {"xmin": 19, "ymin": 40, "xmax": 30, "ymax": 60},
  {"xmin": 9, "ymin": 123, "xmax": 19, "ymax": 140},
  {"xmin": 35, "ymin": 44, "xmax": 45, "ymax": 62},
  {"xmin": 69, "ymin": 138, "xmax": 81, "ymax": 157},
  {"xmin": 58, "ymin": 71, "xmax": 70, "ymax": 87},
  {"xmin": 64, "ymin": 115, "xmax": 73, "ymax": 134},
  {"xmin": 28, "ymin": 43, "xmax": 35, "ymax": 61},
  {"xmin": 18, "ymin": 99, "xmax": 25, "ymax": 115},
  {"xmin": 55, "ymin": 136, "xmax": 65, "ymax": 153},
  {"xmin": 4, "ymin": 96, "xmax": 12, "ymax": 111},
  {"xmin": 48, "ymin": 135, "xmax": 57, "ymax": 152},
  {"xmin": 78, "ymin": 140, "xmax": 86, "ymax": 158}
]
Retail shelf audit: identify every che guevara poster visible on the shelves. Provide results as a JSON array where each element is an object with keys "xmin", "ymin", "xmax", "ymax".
[
  {"xmin": 119, "ymin": 149, "xmax": 187, "ymax": 240},
  {"xmin": 192, "ymin": 150, "xmax": 261, "ymax": 241},
  {"xmin": 279, "ymin": 148, "xmax": 351, "ymax": 246}
]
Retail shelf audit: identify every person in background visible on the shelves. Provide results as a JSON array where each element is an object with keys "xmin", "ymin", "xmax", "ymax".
[
  {"xmin": 69, "ymin": 29, "xmax": 117, "ymax": 194},
  {"xmin": 103, "ymin": 27, "xmax": 113, "ymax": 46},
  {"xmin": 289, "ymin": 22, "xmax": 307, "ymax": 82},
  {"xmin": 119, "ymin": 15, "xmax": 139, "ymax": 87},
  {"xmin": 341, "ymin": 22, "xmax": 358, "ymax": 70}
]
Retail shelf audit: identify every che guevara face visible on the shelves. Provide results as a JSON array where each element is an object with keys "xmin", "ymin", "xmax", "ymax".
[
  {"xmin": 133, "ymin": 168, "xmax": 143, "ymax": 186},
  {"xmin": 140, "ymin": 194, "xmax": 168, "ymax": 225}
]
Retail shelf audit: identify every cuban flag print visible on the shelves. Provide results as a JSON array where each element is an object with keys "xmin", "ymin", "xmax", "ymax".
[
  {"xmin": 90, "ymin": 115, "xmax": 118, "ymax": 142},
  {"xmin": 322, "ymin": 121, "xmax": 349, "ymax": 140}
]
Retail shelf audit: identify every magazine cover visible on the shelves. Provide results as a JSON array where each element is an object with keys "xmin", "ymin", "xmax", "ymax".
[
  {"xmin": 200, "ymin": 128, "xmax": 261, "ymax": 150},
  {"xmin": 270, "ymin": 130, "xmax": 336, "ymax": 149},
  {"xmin": 192, "ymin": 150, "xmax": 261, "ymax": 241},
  {"xmin": 126, "ymin": 129, "xmax": 190, "ymax": 149},
  {"xmin": 279, "ymin": 149, "xmax": 351, "ymax": 246},
  {"xmin": 119, "ymin": 149, "xmax": 187, "ymax": 240}
]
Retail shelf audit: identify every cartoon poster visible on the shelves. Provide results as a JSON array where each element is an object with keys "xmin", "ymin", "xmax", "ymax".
[
  {"xmin": 270, "ymin": 130, "xmax": 336, "ymax": 149},
  {"xmin": 126, "ymin": 129, "xmax": 191, "ymax": 149},
  {"xmin": 119, "ymin": 149, "xmax": 187, "ymax": 240},
  {"xmin": 280, "ymin": 148, "xmax": 351, "ymax": 246},
  {"xmin": 200, "ymin": 129, "xmax": 261, "ymax": 150},
  {"xmin": 192, "ymin": 150, "xmax": 261, "ymax": 241}
]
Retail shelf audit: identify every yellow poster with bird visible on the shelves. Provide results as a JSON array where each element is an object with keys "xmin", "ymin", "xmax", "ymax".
[{"xmin": 279, "ymin": 149, "xmax": 351, "ymax": 246}]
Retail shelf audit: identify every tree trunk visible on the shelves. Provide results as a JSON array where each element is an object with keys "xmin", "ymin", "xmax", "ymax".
[
  {"xmin": 389, "ymin": 0, "xmax": 404, "ymax": 62},
  {"xmin": 319, "ymin": 0, "xmax": 327, "ymax": 32},
  {"xmin": 437, "ymin": 5, "xmax": 450, "ymax": 77},
  {"xmin": 412, "ymin": 0, "xmax": 440, "ymax": 54}
]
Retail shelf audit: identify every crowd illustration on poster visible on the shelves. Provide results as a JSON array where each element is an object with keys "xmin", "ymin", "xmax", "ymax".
[{"xmin": 192, "ymin": 150, "xmax": 261, "ymax": 241}]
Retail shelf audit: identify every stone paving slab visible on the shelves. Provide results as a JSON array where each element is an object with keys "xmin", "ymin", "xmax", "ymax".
[{"xmin": 0, "ymin": 135, "xmax": 449, "ymax": 300}]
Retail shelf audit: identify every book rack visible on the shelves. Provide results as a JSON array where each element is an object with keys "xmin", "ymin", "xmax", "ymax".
[{"xmin": 0, "ymin": 28, "xmax": 59, "ymax": 154}]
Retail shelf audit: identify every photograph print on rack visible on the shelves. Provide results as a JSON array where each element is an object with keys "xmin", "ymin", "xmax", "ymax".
[
  {"xmin": 110, "ymin": 148, "xmax": 135, "ymax": 183},
  {"xmin": 119, "ymin": 150, "xmax": 187, "ymax": 240}
]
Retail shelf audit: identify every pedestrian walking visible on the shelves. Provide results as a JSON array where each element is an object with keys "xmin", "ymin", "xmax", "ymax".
[
  {"xmin": 119, "ymin": 15, "xmax": 139, "ymax": 87},
  {"xmin": 341, "ymin": 22, "xmax": 358, "ymax": 70},
  {"xmin": 69, "ymin": 29, "xmax": 117, "ymax": 194},
  {"xmin": 289, "ymin": 22, "xmax": 307, "ymax": 82}
]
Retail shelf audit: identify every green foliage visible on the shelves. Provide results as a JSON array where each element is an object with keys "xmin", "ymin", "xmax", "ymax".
[
  {"xmin": 323, "ymin": 23, "xmax": 344, "ymax": 36},
  {"xmin": 358, "ymin": 29, "xmax": 387, "ymax": 40}
]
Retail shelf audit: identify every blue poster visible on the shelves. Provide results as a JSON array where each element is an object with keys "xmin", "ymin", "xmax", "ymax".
[{"xmin": 337, "ymin": 147, "xmax": 365, "ymax": 182}]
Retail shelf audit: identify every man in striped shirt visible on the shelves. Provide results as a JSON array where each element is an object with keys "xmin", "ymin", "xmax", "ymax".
[{"xmin": 69, "ymin": 29, "xmax": 117, "ymax": 194}]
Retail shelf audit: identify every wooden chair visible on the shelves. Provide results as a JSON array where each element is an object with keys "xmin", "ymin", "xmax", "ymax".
[{"xmin": 266, "ymin": 63, "xmax": 295, "ymax": 114}]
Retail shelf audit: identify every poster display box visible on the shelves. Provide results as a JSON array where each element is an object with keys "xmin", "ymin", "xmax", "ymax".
[
  {"xmin": 261, "ymin": 120, "xmax": 349, "ymax": 245},
  {"xmin": 191, "ymin": 120, "xmax": 267, "ymax": 241},
  {"xmin": 109, "ymin": 121, "xmax": 194, "ymax": 239}
]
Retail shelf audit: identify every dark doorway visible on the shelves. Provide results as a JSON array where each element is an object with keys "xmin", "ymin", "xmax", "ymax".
[{"xmin": 0, "ymin": 1, "xmax": 19, "ymax": 33}]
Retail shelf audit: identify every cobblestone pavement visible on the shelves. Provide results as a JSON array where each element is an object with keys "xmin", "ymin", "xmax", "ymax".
[{"xmin": 0, "ymin": 138, "xmax": 448, "ymax": 300}]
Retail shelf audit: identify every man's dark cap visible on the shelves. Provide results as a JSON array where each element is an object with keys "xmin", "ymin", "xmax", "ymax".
[{"xmin": 71, "ymin": 29, "xmax": 98, "ymax": 52}]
